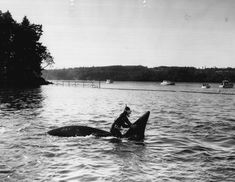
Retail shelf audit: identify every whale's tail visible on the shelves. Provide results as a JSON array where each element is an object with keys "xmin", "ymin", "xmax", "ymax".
[{"xmin": 123, "ymin": 111, "xmax": 150, "ymax": 140}]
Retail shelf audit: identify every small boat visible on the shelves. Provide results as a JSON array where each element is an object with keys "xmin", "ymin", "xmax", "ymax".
[
  {"xmin": 219, "ymin": 80, "xmax": 233, "ymax": 88},
  {"xmin": 106, "ymin": 79, "xmax": 114, "ymax": 84},
  {"xmin": 160, "ymin": 80, "xmax": 175, "ymax": 86},
  {"xmin": 201, "ymin": 83, "xmax": 211, "ymax": 89}
]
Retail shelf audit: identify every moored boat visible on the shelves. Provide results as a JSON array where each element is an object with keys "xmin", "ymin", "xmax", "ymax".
[
  {"xmin": 201, "ymin": 83, "xmax": 211, "ymax": 89},
  {"xmin": 106, "ymin": 79, "xmax": 114, "ymax": 84},
  {"xmin": 160, "ymin": 80, "xmax": 175, "ymax": 86},
  {"xmin": 219, "ymin": 80, "xmax": 233, "ymax": 88}
]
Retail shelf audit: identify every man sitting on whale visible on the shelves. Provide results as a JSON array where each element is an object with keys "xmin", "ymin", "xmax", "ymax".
[
  {"xmin": 47, "ymin": 107, "xmax": 150, "ymax": 140},
  {"xmin": 110, "ymin": 106, "xmax": 135, "ymax": 138}
]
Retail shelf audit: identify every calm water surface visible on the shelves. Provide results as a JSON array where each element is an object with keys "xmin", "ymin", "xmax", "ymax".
[{"xmin": 0, "ymin": 82, "xmax": 235, "ymax": 181}]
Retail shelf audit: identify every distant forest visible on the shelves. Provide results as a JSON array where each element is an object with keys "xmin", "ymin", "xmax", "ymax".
[
  {"xmin": 0, "ymin": 10, "xmax": 53, "ymax": 87},
  {"xmin": 43, "ymin": 66, "xmax": 235, "ymax": 83}
]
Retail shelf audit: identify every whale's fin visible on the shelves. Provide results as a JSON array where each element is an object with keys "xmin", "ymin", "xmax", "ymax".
[{"xmin": 123, "ymin": 111, "xmax": 150, "ymax": 140}]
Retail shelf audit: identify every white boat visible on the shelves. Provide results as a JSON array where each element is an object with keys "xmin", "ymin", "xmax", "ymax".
[
  {"xmin": 201, "ymin": 83, "xmax": 211, "ymax": 89},
  {"xmin": 219, "ymin": 80, "xmax": 233, "ymax": 88},
  {"xmin": 160, "ymin": 80, "xmax": 175, "ymax": 86},
  {"xmin": 106, "ymin": 79, "xmax": 114, "ymax": 84}
]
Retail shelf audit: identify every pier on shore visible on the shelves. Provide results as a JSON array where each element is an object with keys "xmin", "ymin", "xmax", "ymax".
[{"xmin": 50, "ymin": 80, "xmax": 101, "ymax": 88}]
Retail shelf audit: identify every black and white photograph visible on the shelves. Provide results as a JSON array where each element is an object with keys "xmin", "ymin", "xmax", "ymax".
[{"xmin": 0, "ymin": 0, "xmax": 235, "ymax": 181}]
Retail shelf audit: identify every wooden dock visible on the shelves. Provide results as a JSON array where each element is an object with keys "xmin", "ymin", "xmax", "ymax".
[{"xmin": 50, "ymin": 80, "xmax": 101, "ymax": 88}]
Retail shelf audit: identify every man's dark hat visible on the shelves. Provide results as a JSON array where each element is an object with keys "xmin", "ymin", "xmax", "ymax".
[{"xmin": 124, "ymin": 106, "xmax": 131, "ymax": 111}]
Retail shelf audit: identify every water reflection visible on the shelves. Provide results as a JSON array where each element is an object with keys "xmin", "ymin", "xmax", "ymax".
[
  {"xmin": 0, "ymin": 88, "xmax": 44, "ymax": 111},
  {"xmin": 0, "ymin": 88, "xmax": 45, "ymax": 181}
]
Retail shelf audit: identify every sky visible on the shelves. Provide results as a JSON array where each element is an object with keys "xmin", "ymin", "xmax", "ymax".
[{"xmin": 1, "ymin": 0, "xmax": 235, "ymax": 68}]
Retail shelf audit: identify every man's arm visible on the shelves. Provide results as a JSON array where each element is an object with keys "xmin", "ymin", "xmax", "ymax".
[{"xmin": 123, "ymin": 117, "xmax": 132, "ymax": 128}]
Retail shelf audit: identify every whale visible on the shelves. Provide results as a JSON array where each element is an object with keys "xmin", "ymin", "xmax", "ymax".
[{"xmin": 48, "ymin": 111, "xmax": 150, "ymax": 140}]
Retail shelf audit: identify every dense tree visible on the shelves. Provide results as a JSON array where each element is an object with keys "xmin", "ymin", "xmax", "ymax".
[
  {"xmin": 0, "ymin": 11, "xmax": 54, "ymax": 87},
  {"xmin": 43, "ymin": 66, "xmax": 235, "ymax": 83}
]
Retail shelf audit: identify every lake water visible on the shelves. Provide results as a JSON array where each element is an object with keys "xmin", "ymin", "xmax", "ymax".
[{"xmin": 0, "ymin": 82, "xmax": 235, "ymax": 181}]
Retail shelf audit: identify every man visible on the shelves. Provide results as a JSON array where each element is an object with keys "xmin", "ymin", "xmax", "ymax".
[{"xmin": 110, "ymin": 106, "xmax": 133, "ymax": 138}]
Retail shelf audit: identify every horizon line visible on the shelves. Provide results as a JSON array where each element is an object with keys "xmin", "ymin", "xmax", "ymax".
[{"xmin": 45, "ymin": 65, "xmax": 235, "ymax": 70}]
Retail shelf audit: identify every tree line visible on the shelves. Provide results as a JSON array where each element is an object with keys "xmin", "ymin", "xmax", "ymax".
[
  {"xmin": 0, "ymin": 10, "xmax": 54, "ymax": 87},
  {"xmin": 43, "ymin": 66, "xmax": 235, "ymax": 83}
]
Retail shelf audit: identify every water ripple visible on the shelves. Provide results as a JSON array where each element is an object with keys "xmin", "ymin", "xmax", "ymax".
[{"xmin": 0, "ymin": 84, "xmax": 235, "ymax": 181}]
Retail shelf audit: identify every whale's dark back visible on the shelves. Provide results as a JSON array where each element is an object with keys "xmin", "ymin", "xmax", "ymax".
[
  {"xmin": 48, "ymin": 111, "xmax": 150, "ymax": 140},
  {"xmin": 48, "ymin": 125, "xmax": 112, "ymax": 137}
]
